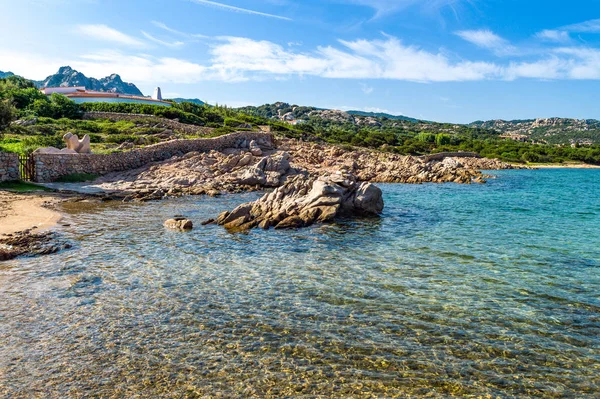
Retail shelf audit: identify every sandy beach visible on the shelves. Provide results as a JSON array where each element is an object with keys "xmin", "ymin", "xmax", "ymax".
[
  {"xmin": 524, "ymin": 163, "xmax": 600, "ymax": 169},
  {"xmin": 0, "ymin": 191, "xmax": 63, "ymax": 237}
]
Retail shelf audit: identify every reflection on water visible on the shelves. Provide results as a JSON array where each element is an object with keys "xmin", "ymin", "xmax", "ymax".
[{"xmin": 1, "ymin": 170, "xmax": 599, "ymax": 398}]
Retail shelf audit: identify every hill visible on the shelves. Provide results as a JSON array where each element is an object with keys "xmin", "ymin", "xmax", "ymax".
[
  {"xmin": 0, "ymin": 71, "xmax": 15, "ymax": 79},
  {"xmin": 171, "ymin": 98, "xmax": 205, "ymax": 106},
  {"xmin": 37, "ymin": 66, "xmax": 144, "ymax": 96},
  {"xmin": 347, "ymin": 110, "xmax": 421, "ymax": 123},
  {"xmin": 469, "ymin": 118, "xmax": 600, "ymax": 146}
]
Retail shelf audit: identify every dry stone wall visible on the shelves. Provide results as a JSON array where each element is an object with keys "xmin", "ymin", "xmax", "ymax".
[
  {"xmin": 0, "ymin": 153, "xmax": 19, "ymax": 182},
  {"xmin": 33, "ymin": 132, "xmax": 274, "ymax": 183}
]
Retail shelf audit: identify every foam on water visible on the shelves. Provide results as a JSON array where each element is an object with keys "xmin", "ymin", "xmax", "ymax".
[{"xmin": 1, "ymin": 169, "xmax": 599, "ymax": 397}]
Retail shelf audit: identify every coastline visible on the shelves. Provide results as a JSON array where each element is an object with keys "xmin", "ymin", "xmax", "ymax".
[
  {"xmin": 515, "ymin": 163, "xmax": 600, "ymax": 169},
  {"xmin": 0, "ymin": 191, "xmax": 63, "ymax": 237}
]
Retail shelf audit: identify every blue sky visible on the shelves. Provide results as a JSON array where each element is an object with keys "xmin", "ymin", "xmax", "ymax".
[{"xmin": 2, "ymin": 0, "xmax": 600, "ymax": 123}]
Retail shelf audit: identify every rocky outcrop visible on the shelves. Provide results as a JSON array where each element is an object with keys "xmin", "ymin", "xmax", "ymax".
[
  {"xmin": 278, "ymin": 139, "xmax": 491, "ymax": 184},
  {"xmin": 213, "ymin": 172, "xmax": 383, "ymax": 231}
]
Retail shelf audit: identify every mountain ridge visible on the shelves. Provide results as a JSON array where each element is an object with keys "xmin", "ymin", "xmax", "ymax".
[{"xmin": 37, "ymin": 66, "xmax": 144, "ymax": 96}]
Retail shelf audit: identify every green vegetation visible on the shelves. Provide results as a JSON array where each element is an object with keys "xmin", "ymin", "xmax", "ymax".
[
  {"xmin": 0, "ymin": 180, "xmax": 53, "ymax": 192},
  {"xmin": 1, "ymin": 74, "xmax": 599, "ymax": 164}
]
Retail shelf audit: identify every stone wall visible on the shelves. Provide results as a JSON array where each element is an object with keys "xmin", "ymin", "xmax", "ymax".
[
  {"xmin": 0, "ymin": 152, "xmax": 19, "ymax": 182},
  {"xmin": 82, "ymin": 112, "xmax": 213, "ymax": 135},
  {"xmin": 33, "ymin": 132, "xmax": 274, "ymax": 183},
  {"xmin": 422, "ymin": 152, "xmax": 481, "ymax": 162}
]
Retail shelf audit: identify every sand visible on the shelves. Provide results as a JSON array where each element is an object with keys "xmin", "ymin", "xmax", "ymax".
[
  {"xmin": 0, "ymin": 192, "xmax": 63, "ymax": 236},
  {"xmin": 531, "ymin": 163, "xmax": 600, "ymax": 169}
]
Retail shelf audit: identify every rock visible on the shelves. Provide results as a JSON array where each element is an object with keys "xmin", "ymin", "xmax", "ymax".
[
  {"xmin": 249, "ymin": 140, "xmax": 263, "ymax": 156},
  {"xmin": 117, "ymin": 142, "xmax": 134, "ymax": 150},
  {"xmin": 0, "ymin": 232, "xmax": 71, "ymax": 261},
  {"xmin": 11, "ymin": 118, "xmax": 37, "ymax": 127},
  {"xmin": 351, "ymin": 182, "xmax": 384, "ymax": 215},
  {"xmin": 214, "ymin": 172, "xmax": 384, "ymax": 231},
  {"xmin": 63, "ymin": 132, "xmax": 92, "ymax": 154},
  {"xmin": 164, "ymin": 218, "xmax": 193, "ymax": 231}
]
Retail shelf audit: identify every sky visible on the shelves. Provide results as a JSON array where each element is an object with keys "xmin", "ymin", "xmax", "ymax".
[{"xmin": 1, "ymin": 0, "xmax": 600, "ymax": 123}]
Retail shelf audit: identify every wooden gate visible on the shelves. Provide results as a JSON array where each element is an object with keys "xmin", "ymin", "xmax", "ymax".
[{"xmin": 19, "ymin": 154, "xmax": 35, "ymax": 181}]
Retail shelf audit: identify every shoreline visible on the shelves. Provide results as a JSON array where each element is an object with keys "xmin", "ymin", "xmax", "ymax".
[
  {"xmin": 0, "ymin": 191, "xmax": 64, "ymax": 237},
  {"xmin": 515, "ymin": 163, "xmax": 600, "ymax": 169}
]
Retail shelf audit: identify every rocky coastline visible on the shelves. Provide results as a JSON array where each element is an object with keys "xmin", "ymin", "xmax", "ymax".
[
  {"xmin": 1, "ymin": 137, "xmax": 523, "ymax": 260},
  {"xmin": 88, "ymin": 137, "xmax": 519, "ymax": 202}
]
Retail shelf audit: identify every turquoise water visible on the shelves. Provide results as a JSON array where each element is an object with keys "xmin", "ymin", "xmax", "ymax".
[{"xmin": 1, "ymin": 169, "xmax": 599, "ymax": 397}]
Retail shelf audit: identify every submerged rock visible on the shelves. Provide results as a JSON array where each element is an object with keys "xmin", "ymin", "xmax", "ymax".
[
  {"xmin": 0, "ymin": 232, "xmax": 72, "ymax": 261},
  {"xmin": 164, "ymin": 218, "xmax": 193, "ymax": 231},
  {"xmin": 215, "ymin": 172, "xmax": 383, "ymax": 232}
]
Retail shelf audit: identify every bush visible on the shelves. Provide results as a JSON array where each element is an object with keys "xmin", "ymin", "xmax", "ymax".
[{"xmin": 0, "ymin": 100, "xmax": 15, "ymax": 133}]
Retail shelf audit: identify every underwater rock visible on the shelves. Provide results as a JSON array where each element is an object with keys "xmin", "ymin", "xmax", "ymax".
[{"xmin": 164, "ymin": 218, "xmax": 193, "ymax": 231}]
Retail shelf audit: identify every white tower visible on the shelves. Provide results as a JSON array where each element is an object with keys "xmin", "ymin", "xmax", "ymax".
[{"xmin": 152, "ymin": 87, "xmax": 162, "ymax": 100}]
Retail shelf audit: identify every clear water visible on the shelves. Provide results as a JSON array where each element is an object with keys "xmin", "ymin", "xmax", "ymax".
[{"xmin": 1, "ymin": 169, "xmax": 599, "ymax": 398}]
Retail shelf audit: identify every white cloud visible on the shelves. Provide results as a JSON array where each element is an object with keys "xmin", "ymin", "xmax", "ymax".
[
  {"xmin": 562, "ymin": 18, "xmax": 600, "ymax": 33},
  {"xmin": 151, "ymin": 21, "xmax": 208, "ymax": 39},
  {"xmin": 6, "ymin": 33, "xmax": 600, "ymax": 85},
  {"xmin": 187, "ymin": 0, "xmax": 292, "ymax": 21},
  {"xmin": 76, "ymin": 24, "xmax": 145, "ymax": 47},
  {"xmin": 141, "ymin": 31, "xmax": 185, "ymax": 48},
  {"xmin": 455, "ymin": 29, "xmax": 516, "ymax": 55},
  {"xmin": 73, "ymin": 50, "xmax": 207, "ymax": 83},
  {"xmin": 536, "ymin": 29, "xmax": 570, "ymax": 42}
]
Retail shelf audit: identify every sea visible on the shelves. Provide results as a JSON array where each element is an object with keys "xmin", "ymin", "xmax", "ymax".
[{"xmin": 1, "ymin": 169, "xmax": 599, "ymax": 398}]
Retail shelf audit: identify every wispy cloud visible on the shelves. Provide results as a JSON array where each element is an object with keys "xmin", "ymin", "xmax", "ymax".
[
  {"xmin": 187, "ymin": 0, "xmax": 292, "ymax": 21},
  {"xmin": 151, "ymin": 21, "xmax": 208, "ymax": 39},
  {"xmin": 534, "ymin": 19, "xmax": 600, "ymax": 44},
  {"xmin": 141, "ymin": 31, "xmax": 185, "ymax": 48},
  {"xmin": 562, "ymin": 18, "xmax": 600, "ymax": 33},
  {"xmin": 76, "ymin": 24, "xmax": 145, "ymax": 47},
  {"xmin": 338, "ymin": 0, "xmax": 468, "ymax": 19},
  {"xmin": 455, "ymin": 29, "xmax": 516, "ymax": 56},
  {"xmin": 536, "ymin": 29, "xmax": 570, "ymax": 42}
]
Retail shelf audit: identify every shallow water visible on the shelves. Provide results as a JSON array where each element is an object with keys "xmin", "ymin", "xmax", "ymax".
[{"xmin": 1, "ymin": 169, "xmax": 599, "ymax": 398}]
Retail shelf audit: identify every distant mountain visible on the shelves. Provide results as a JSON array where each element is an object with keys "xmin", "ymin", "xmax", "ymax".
[
  {"xmin": 171, "ymin": 98, "xmax": 205, "ymax": 106},
  {"xmin": 0, "ymin": 71, "xmax": 15, "ymax": 79},
  {"xmin": 347, "ymin": 110, "xmax": 421, "ymax": 123},
  {"xmin": 37, "ymin": 66, "xmax": 144, "ymax": 96}
]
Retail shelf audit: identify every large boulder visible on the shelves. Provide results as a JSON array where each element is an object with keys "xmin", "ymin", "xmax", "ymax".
[{"xmin": 214, "ymin": 172, "xmax": 383, "ymax": 231}]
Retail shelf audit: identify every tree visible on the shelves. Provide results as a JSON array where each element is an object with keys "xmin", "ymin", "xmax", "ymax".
[
  {"xmin": 49, "ymin": 93, "xmax": 81, "ymax": 119},
  {"xmin": 0, "ymin": 100, "xmax": 15, "ymax": 134}
]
